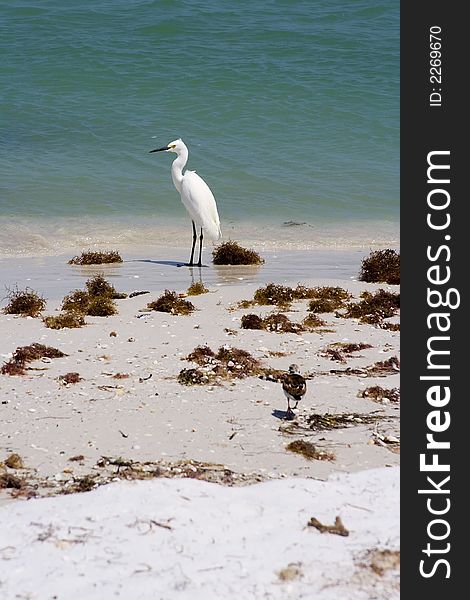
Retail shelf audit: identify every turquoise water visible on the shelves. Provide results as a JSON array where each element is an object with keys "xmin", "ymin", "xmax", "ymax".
[{"xmin": 1, "ymin": 0, "xmax": 399, "ymax": 255}]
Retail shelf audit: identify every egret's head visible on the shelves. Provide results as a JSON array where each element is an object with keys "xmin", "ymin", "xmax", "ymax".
[
  {"xmin": 149, "ymin": 138, "xmax": 185, "ymax": 154},
  {"xmin": 288, "ymin": 364, "xmax": 300, "ymax": 375}
]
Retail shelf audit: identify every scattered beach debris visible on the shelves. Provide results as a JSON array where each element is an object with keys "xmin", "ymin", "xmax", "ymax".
[
  {"xmin": 364, "ymin": 549, "xmax": 401, "ymax": 576},
  {"xmin": 178, "ymin": 345, "xmax": 263, "ymax": 385},
  {"xmin": 212, "ymin": 241, "xmax": 264, "ymax": 265},
  {"xmin": 306, "ymin": 412, "xmax": 384, "ymax": 430},
  {"xmin": 112, "ymin": 372, "xmax": 130, "ymax": 379},
  {"xmin": 277, "ymin": 563, "xmax": 303, "ymax": 581},
  {"xmin": 139, "ymin": 374, "xmax": 152, "ymax": 382},
  {"xmin": 241, "ymin": 312, "xmax": 326, "ymax": 334},
  {"xmin": 147, "ymin": 290, "xmax": 195, "ymax": 315},
  {"xmin": 2, "ymin": 286, "xmax": 46, "ymax": 317},
  {"xmin": 1, "ymin": 343, "xmax": 67, "ymax": 376},
  {"xmin": 224, "ymin": 327, "xmax": 238, "ymax": 336},
  {"xmin": 178, "ymin": 368, "xmax": 209, "ymax": 385},
  {"xmin": 328, "ymin": 356, "xmax": 400, "ymax": 377},
  {"xmin": 280, "ymin": 411, "xmax": 389, "ymax": 436},
  {"xmin": 64, "ymin": 475, "xmax": 99, "ymax": 494},
  {"xmin": 282, "ymin": 221, "xmax": 307, "ymax": 227},
  {"xmin": 43, "ymin": 313, "xmax": 86, "ymax": 329},
  {"xmin": 359, "ymin": 249, "xmax": 400, "ymax": 285},
  {"xmin": 379, "ymin": 321, "xmax": 400, "ymax": 331},
  {"xmin": 187, "ymin": 282, "xmax": 209, "ymax": 295},
  {"xmin": 95, "ymin": 456, "xmax": 265, "ymax": 487},
  {"xmin": 369, "ymin": 430, "xmax": 400, "ymax": 454},
  {"xmin": 68, "ymin": 455, "xmax": 85, "ymax": 462},
  {"xmin": 319, "ymin": 342, "xmax": 372, "ymax": 363},
  {"xmin": 359, "ymin": 386, "xmax": 400, "ymax": 404},
  {"xmin": 129, "ymin": 290, "xmax": 150, "ymax": 298},
  {"xmin": 307, "ymin": 516, "xmax": 349, "ymax": 537},
  {"xmin": 343, "ymin": 289, "xmax": 400, "ymax": 325},
  {"xmin": 68, "ymin": 250, "xmax": 123, "ymax": 265},
  {"xmin": 109, "ymin": 330, "xmax": 118, "ymax": 337},
  {"xmin": 286, "ymin": 440, "xmax": 335, "ymax": 461},
  {"xmin": 0, "ymin": 473, "xmax": 24, "ymax": 490},
  {"xmin": 5, "ymin": 453, "xmax": 24, "ymax": 469},
  {"xmin": 58, "ymin": 372, "xmax": 81, "ymax": 385}
]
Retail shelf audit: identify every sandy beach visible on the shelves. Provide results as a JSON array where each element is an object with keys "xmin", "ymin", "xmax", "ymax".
[{"xmin": 0, "ymin": 246, "xmax": 400, "ymax": 598}]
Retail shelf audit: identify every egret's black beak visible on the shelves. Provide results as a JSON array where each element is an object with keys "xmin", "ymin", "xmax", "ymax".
[{"xmin": 149, "ymin": 145, "xmax": 168, "ymax": 153}]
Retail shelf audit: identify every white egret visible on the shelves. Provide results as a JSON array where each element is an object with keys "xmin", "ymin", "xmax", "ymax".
[{"xmin": 149, "ymin": 139, "xmax": 221, "ymax": 267}]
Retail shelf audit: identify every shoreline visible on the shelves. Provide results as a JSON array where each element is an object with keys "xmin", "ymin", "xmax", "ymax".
[
  {"xmin": 0, "ymin": 215, "xmax": 399, "ymax": 259},
  {"xmin": 0, "ymin": 246, "xmax": 392, "ymax": 306}
]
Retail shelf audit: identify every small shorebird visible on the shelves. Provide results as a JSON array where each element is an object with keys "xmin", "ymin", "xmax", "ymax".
[{"xmin": 283, "ymin": 364, "xmax": 307, "ymax": 418}]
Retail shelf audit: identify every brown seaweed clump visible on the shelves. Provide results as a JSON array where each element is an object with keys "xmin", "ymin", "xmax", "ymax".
[
  {"xmin": 58, "ymin": 372, "xmax": 81, "ymax": 385},
  {"xmin": 359, "ymin": 249, "xmax": 400, "ymax": 285},
  {"xmin": 305, "ymin": 412, "xmax": 384, "ymax": 431},
  {"xmin": 178, "ymin": 345, "xmax": 262, "ymax": 385},
  {"xmin": 343, "ymin": 289, "xmax": 400, "ymax": 324},
  {"xmin": 359, "ymin": 386, "xmax": 400, "ymax": 403},
  {"xmin": 178, "ymin": 368, "xmax": 211, "ymax": 386},
  {"xmin": 212, "ymin": 241, "xmax": 264, "ymax": 265},
  {"xmin": 321, "ymin": 342, "xmax": 372, "ymax": 362},
  {"xmin": 68, "ymin": 250, "xmax": 123, "ymax": 265},
  {"xmin": 286, "ymin": 440, "xmax": 335, "ymax": 461},
  {"xmin": 61, "ymin": 290, "xmax": 91, "ymax": 314},
  {"xmin": 43, "ymin": 313, "xmax": 86, "ymax": 329},
  {"xmin": 246, "ymin": 284, "xmax": 351, "ymax": 311},
  {"xmin": 253, "ymin": 284, "xmax": 295, "ymax": 307},
  {"xmin": 186, "ymin": 345, "xmax": 216, "ymax": 364},
  {"xmin": 301, "ymin": 314, "xmax": 327, "ymax": 329},
  {"xmin": 307, "ymin": 287, "xmax": 352, "ymax": 313},
  {"xmin": 2, "ymin": 287, "xmax": 46, "ymax": 317},
  {"xmin": 5, "ymin": 453, "xmax": 24, "ymax": 469},
  {"xmin": 187, "ymin": 282, "xmax": 209, "ymax": 295},
  {"xmin": 59, "ymin": 274, "xmax": 126, "ymax": 317},
  {"xmin": 241, "ymin": 312, "xmax": 326, "ymax": 333},
  {"xmin": 86, "ymin": 296, "xmax": 118, "ymax": 317},
  {"xmin": 85, "ymin": 274, "xmax": 127, "ymax": 299},
  {"xmin": 1, "ymin": 343, "xmax": 67, "ymax": 376},
  {"xmin": 147, "ymin": 290, "xmax": 195, "ymax": 315},
  {"xmin": 241, "ymin": 314, "xmax": 265, "ymax": 330},
  {"xmin": 0, "ymin": 473, "xmax": 24, "ymax": 489}
]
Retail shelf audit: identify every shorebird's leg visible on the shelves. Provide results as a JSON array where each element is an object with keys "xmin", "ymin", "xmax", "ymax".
[
  {"xmin": 285, "ymin": 400, "xmax": 293, "ymax": 419},
  {"xmin": 188, "ymin": 221, "xmax": 197, "ymax": 266},
  {"xmin": 197, "ymin": 228, "xmax": 203, "ymax": 267}
]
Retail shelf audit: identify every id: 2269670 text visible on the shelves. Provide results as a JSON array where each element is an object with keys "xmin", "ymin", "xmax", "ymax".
[{"xmin": 429, "ymin": 25, "xmax": 442, "ymax": 107}]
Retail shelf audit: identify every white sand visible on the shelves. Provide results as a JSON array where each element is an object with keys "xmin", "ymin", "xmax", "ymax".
[
  {"xmin": 1, "ymin": 275, "xmax": 399, "ymax": 483},
  {"xmin": 0, "ymin": 248, "xmax": 400, "ymax": 597},
  {"xmin": 0, "ymin": 468, "xmax": 399, "ymax": 600}
]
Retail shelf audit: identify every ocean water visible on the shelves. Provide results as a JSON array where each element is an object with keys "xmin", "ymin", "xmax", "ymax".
[{"xmin": 0, "ymin": 0, "xmax": 399, "ymax": 257}]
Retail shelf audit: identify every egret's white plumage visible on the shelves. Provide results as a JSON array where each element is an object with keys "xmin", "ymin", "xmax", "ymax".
[{"xmin": 150, "ymin": 138, "xmax": 221, "ymax": 266}]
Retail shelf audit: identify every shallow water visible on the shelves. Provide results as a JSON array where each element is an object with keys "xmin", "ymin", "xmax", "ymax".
[
  {"xmin": 1, "ymin": 0, "xmax": 399, "ymax": 256},
  {"xmin": 0, "ymin": 247, "xmax": 373, "ymax": 305}
]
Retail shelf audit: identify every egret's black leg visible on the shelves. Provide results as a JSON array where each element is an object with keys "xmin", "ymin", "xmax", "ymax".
[
  {"xmin": 188, "ymin": 221, "xmax": 197, "ymax": 266},
  {"xmin": 197, "ymin": 228, "xmax": 203, "ymax": 267}
]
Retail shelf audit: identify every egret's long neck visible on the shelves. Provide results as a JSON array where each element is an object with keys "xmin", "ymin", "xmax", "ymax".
[{"xmin": 171, "ymin": 146, "xmax": 188, "ymax": 194}]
